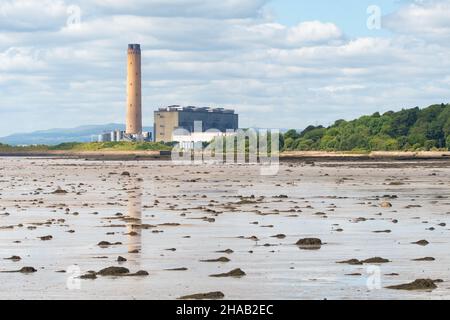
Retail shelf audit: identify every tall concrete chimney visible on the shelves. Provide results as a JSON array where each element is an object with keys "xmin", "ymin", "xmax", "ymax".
[{"xmin": 126, "ymin": 44, "xmax": 142, "ymax": 135}]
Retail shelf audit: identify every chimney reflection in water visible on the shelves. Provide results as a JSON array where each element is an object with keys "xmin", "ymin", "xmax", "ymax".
[{"xmin": 126, "ymin": 178, "xmax": 142, "ymax": 265}]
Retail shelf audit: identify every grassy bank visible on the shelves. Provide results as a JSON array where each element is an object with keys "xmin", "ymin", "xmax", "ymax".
[{"xmin": 0, "ymin": 141, "xmax": 172, "ymax": 152}]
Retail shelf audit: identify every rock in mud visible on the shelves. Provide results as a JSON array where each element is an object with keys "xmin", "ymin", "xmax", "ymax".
[
  {"xmin": 97, "ymin": 266, "xmax": 130, "ymax": 276},
  {"xmin": 210, "ymin": 268, "xmax": 246, "ymax": 278},
  {"xmin": 216, "ymin": 249, "xmax": 233, "ymax": 254},
  {"xmin": 20, "ymin": 267, "xmax": 37, "ymax": 273},
  {"xmin": 178, "ymin": 291, "xmax": 225, "ymax": 300},
  {"xmin": 4, "ymin": 256, "xmax": 21, "ymax": 261},
  {"xmin": 413, "ymin": 240, "xmax": 429, "ymax": 246},
  {"xmin": 337, "ymin": 259, "xmax": 363, "ymax": 265},
  {"xmin": 52, "ymin": 187, "xmax": 68, "ymax": 194},
  {"xmin": 165, "ymin": 267, "xmax": 188, "ymax": 271},
  {"xmin": 200, "ymin": 257, "xmax": 230, "ymax": 263},
  {"xmin": 98, "ymin": 241, "xmax": 122, "ymax": 247},
  {"xmin": 373, "ymin": 230, "xmax": 391, "ymax": 233},
  {"xmin": 128, "ymin": 270, "xmax": 149, "ymax": 276},
  {"xmin": 362, "ymin": 257, "xmax": 390, "ymax": 264},
  {"xmin": 80, "ymin": 273, "xmax": 97, "ymax": 280},
  {"xmin": 386, "ymin": 279, "xmax": 437, "ymax": 291},
  {"xmin": 296, "ymin": 238, "xmax": 322, "ymax": 249},
  {"xmin": 412, "ymin": 257, "xmax": 435, "ymax": 261}
]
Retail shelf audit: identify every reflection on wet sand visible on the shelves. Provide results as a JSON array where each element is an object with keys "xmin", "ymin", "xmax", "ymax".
[{"xmin": 126, "ymin": 179, "xmax": 142, "ymax": 265}]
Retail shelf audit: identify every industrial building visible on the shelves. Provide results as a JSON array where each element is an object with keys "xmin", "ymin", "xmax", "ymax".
[
  {"xmin": 94, "ymin": 44, "xmax": 239, "ymax": 144},
  {"xmin": 95, "ymin": 130, "xmax": 151, "ymax": 143},
  {"xmin": 154, "ymin": 106, "xmax": 239, "ymax": 142}
]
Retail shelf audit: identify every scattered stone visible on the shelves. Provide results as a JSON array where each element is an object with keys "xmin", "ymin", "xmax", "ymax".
[
  {"xmin": 412, "ymin": 240, "xmax": 429, "ymax": 246},
  {"xmin": 413, "ymin": 257, "xmax": 435, "ymax": 261},
  {"xmin": 346, "ymin": 273, "xmax": 362, "ymax": 276},
  {"xmin": 52, "ymin": 187, "xmax": 68, "ymax": 194},
  {"xmin": 20, "ymin": 267, "xmax": 37, "ymax": 273},
  {"xmin": 210, "ymin": 268, "xmax": 246, "ymax": 278},
  {"xmin": 386, "ymin": 279, "xmax": 437, "ymax": 291},
  {"xmin": 216, "ymin": 249, "xmax": 233, "ymax": 254},
  {"xmin": 362, "ymin": 257, "xmax": 390, "ymax": 264},
  {"xmin": 80, "ymin": 273, "xmax": 97, "ymax": 280},
  {"xmin": 4, "ymin": 256, "xmax": 21, "ymax": 261},
  {"xmin": 117, "ymin": 256, "xmax": 127, "ymax": 262},
  {"xmin": 337, "ymin": 259, "xmax": 363, "ymax": 265},
  {"xmin": 128, "ymin": 270, "xmax": 149, "ymax": 276},
  {"xmin": 200, "ymin": 257, "xmax": 230, "ymax": 263},
  {"xmin": 98, "ymin": 241, "xmax": 122, "ymax": 247},
  {"xmin": 178, "ymin": 291, "xmax": 225, "ymax": 300},
  {"xmin": 97, "ymin": 266, "xmax": 130, "ymax": 276},
  {"xmin": 296, "ymin": 238, "xmax": 322, "ymax": 249},
  {"xmin": 39, "ymin": 235, "xmax": 53, "ymax": 241}
]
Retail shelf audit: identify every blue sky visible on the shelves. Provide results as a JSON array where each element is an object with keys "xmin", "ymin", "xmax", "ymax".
[
  {"xmin": 270, "ymin": 0, "xmax": 399, "ymax": 36},
  {"xmin": 0, "ymin": 0, "xmax": 450, "ymax": 137}
]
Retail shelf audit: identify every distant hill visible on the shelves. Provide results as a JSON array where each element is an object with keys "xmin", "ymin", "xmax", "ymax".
[
  {"xmin": 283, "ymin": 103, "xmax": 450, "ymax": 151},
  {"xmin": 0, "ymin": 124, "xmax": 153, "ymax": 146}
]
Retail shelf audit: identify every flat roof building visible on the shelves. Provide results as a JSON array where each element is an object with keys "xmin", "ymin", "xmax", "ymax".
[{"xmin": 154, "ymin": 106, "xmax": 238, "ymax": 142}]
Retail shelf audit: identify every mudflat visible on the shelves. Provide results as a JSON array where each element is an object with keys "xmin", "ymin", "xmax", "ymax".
[{"xmin": 0, "ymin": 157, "xmax": 449, "ymax": 299}]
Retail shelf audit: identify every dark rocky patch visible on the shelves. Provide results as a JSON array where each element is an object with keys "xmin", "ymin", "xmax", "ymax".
[
  {"xmin": 296, "ymin": 238, "xmax": 322, "ymax": 249},
  {"xmin": 412, "ymin": 257, "xmax": 435, "ymax": 261},
  {"xmin": 200, "ymin": 257, "xmax": 230, "ymax": 263},
  {"xmin": 210, "ymin": 268, "xmax": 246, "ymax": 278},
  {"xmin": 178, "ymin": 291, "xmax": 225, "ymax": 300},
  {"xmin": 386, "ymin": 279, "xmax": 437, "ymax": 291},
  {"xmin": 97, "ymin": 266, "xmax": 130, "ymax": 276},
  {"xmin": 4, "ymin": 256, "xmax": 21, "ymax": 261},
  {"xmin": 412, "ymin": 240, "xmax": 429, "ymax": 246}
]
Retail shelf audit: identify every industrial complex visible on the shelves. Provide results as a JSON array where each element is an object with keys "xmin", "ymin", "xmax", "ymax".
[
  {"xmin": 94, "ymin": 44, "xmax": 239, "ymax": 144},
  {"xmin": 154, "ymin": 106, "xmax": 238, "ymax": 143}
]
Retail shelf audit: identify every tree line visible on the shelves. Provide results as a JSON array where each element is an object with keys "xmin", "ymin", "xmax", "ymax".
[{"xmin": 281, "ymin": 103, "xmax": 450, "ymax": 152}]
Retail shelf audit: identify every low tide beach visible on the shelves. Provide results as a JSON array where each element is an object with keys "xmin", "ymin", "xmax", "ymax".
[{"xmin": 0, "ymin": 157, "xmax": 449, "ymax": 299}]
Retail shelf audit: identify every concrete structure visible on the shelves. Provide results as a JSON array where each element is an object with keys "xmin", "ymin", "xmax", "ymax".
[
  {"xmin": 94, "ymin": 130, "xmax": 151, "ymax": 143},
  {"xmin": 126, "ymin": 44, "xmax": 142, "ymax": 135},
  {"xmin": 154, "ymin": 106, "xmax": 238, "ymax": 142},
  {"xmin": 98, "ymin": 132, "xmax": 112, "ymax": 142}
]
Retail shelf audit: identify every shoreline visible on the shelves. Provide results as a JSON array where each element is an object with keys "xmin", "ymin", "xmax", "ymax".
[{"xmin": 1, "ymin": 150, "xmax": 450, "ymax": 161}]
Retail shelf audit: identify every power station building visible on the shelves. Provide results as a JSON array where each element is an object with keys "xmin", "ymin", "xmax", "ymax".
[
  {"xmin": 94, "ymin": 44, "xmax": 239, "ymax": 144},
  {"xmin": 154, "ymin": 106, "xmax": 239, "ymax": 142}
]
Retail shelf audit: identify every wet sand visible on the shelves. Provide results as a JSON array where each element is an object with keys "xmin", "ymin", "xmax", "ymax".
[{"xmin": 0, "ymin": 157, "xmax": 449, "ymax": 300}]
